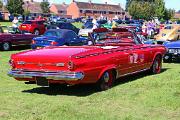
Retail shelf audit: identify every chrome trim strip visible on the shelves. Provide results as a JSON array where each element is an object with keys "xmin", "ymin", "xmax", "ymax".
[
  {"xmin": 8, "ymin": 70, "xmax": 84, "ymax": 81},
  {"xmin": 117, "ymin": 68, "xmax": 149, "ymax": 78}
]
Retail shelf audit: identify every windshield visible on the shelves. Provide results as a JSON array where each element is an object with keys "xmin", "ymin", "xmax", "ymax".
[
  {"xmin": 44, "ymin": 31, "xmax": 62, "ymax": 37},
  {"xmin": 93, "ymin": 32, "xmax": 135, "ymax": 44},
  {"xmin": 23, "ymin": 21, "xmax": 32, "ymax": 24}
]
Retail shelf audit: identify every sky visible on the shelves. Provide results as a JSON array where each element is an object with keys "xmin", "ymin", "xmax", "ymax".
[{"xmin": 35, "ymin": 0, "xmax": 179, "ymax": 11}]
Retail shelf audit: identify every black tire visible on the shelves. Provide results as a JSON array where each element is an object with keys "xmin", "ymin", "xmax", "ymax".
[
  {"xmin": 96, "ymin": 70, "xmax": 115, "ymax": 91},
  {"xmin": 1, "ymin": 42, "xmax": 11, "ymax": 51},
  {"xmin": 163, "ymin": 58, "xmax": 172, "ymax": 63},
  {"xmin": 150, "ymin": 55, "xmax": 162, "ymax": 74},
  {"xmin": 49, "ymin": 83, "xmax": 67, "ymax": 89},
  {"xmin": 34, "ymin": 29, "xmax": 40, "ymax": 35}
]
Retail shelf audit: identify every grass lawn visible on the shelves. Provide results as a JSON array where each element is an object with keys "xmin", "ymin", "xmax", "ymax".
[
  {"xmin": 0, "ymin": 22, "xmax": 83, "ymax": 29},
  {"xmin": 0, "ymin": 49, "xmax": 180, "ymax": 120},
  {"xmin": 0, "ymin": 22, "xmax": 12, "ymax": 26}
]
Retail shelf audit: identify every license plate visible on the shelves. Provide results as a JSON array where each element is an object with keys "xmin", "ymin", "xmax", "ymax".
[{"xmin": 36, "ymin": 77, "xmax": 49, "ymax": 86}]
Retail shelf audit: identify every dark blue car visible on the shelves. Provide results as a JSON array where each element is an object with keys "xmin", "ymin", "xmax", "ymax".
[
  {"xmin": 163, "ymin": 41, "xmax": 180, "ymax": 62},
  {"xmin": 31, "ymin": 29, "xmax": 87, "ymax": 49}
]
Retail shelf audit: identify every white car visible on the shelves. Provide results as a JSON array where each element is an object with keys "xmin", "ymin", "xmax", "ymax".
[{"xmin": 79, "ymin": 24, "xmax": 93, "ymax": 37}]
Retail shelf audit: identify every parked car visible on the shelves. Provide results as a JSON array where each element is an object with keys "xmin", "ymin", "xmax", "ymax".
[
  {"xmin": 163, "ymin": 40, "xmax": 180, "ymax": 62},
  {"xmin": 155, "ymin": 24, "xmax": 180, "ymax": 41},
  {"xmin": 79, "ymin": 23, "xmax": 93, "ymax": 37},
  {"xmin": 19, "ymin": 20, "xmax": 46, "ymax": 35},
  {"xmin": 46, "ymin": 22, "xmax": 80, "ymax": 34},
  {"xmin": 31, "ymin": 29, "xmax": 87, "ymax": 49},
  {"xmin": 8, "ymin": 28, "xmax": 166, "ymax": 91},
  {"xmin": 0, "ymin": 26, "xmax": 38, "ymax": 51}
]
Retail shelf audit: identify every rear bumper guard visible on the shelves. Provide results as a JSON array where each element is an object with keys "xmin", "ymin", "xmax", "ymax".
[{"xmin": 8, "ymin": 70, "xmax": 84, "ymax": 81}]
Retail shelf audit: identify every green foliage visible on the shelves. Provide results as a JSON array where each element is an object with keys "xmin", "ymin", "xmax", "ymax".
[
  {"xmin": 40, "ymin": 0, "xmax": 50, "ymax": 14},
  {"xmin": 163, "ymin": 8, "xmax": 175, "ymax": 20},
  {"xmin": 0, "ymin": 0, "xmax": 3, "ymax": 9},
  {"xmin": 23, "ymin": 10, "xmax": 30, "ymax": 16},
  {"xmin": 6, "ymin": 0, "xmax": 24, "ymax": 15},
  {"xmin": 128, "ymin": 1, "xmax": 154, "ymax": 20},
  {"xmin": 127, "ymin": 0, "xmax": 174, "ymax": 20},
  {"xmin": 154, "ymin": 0, "xmax": 165, "ymax": 19}
]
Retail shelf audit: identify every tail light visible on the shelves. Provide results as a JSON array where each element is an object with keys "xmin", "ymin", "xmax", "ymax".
[
  {"xmin": 9, "ymin": 59, "xmax": 16, "ymax": 68},
  {"xmin": 51, "ymin": 41, "xmax": 58, "ymax": 45},
  {"xmin": 68, "ymin": 61, "xmax": 75, "ymax": 70},
  {"xmin": 32, "ymin": 40, "xmax": 36, "ymax": 44}
]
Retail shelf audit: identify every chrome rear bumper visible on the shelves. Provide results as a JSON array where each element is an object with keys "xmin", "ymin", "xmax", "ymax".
[{"xmin": 8, "ymin": 70, "xmax": 84, "ymax": 81}]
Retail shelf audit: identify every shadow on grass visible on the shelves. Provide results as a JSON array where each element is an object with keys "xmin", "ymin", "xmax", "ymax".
[
  {"xmin": 12, "ymin": 45, "xmax": 31, "ymax": 51},
  {"xmin": 0, "ymin": 45, "xmax": 31, "ymax": 51},
  {"xmin": 22, "ymin": 68, "xmax": 169, "ymax": 97}
]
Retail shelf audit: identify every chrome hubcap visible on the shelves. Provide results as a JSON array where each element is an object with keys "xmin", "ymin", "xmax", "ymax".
[
  {"xmin": 35, "ymin": 30, "xmax": 39, "ymax": 35},
  {"xmin": 3, "ymin": 43, "xmax": 10, "ymax": 50},
  {"xmin": 103, "ymin": 72, "xmax": 110, "ymax": 83}
]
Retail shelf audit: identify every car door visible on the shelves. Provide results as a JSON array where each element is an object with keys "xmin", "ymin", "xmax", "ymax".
[{"xmin": 129, "ymin": 35, "xmax": 154, "ymax": 72}]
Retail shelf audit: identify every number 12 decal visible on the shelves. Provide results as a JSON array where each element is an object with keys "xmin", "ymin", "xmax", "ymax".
[{"xmin": 129, "ymin": 53, "xmax": 144, "ymax": 63}]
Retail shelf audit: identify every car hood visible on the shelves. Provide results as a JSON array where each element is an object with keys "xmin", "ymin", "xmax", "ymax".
[{"xmin": 164, "ymin": 41, "xmax": 180, "ymax": 48}]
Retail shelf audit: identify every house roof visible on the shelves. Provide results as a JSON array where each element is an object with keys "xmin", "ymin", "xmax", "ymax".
[
  {"xmin": 174, "ymin": 12, "xmax": 180, "ymax": 18},
  {"xmin": 23, "ymin": 2, "xmax": 42, "ymax": 13},
  {"xmin": 75, "ymin": 2, "xmax": 124, "ymax": 12},
  {"xmin": 51, "ymin": 3, "xmax": 68, "ymax": 11},
  {"xmin": 0, "ymin": 6, "xmax": 9, "ymax": 13}
]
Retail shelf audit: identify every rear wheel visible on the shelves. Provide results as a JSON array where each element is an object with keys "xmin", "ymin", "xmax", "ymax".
[
  {"xmin": 150, "ymin": 55, "xmax": 162, "ymax": 74},
  {"xmin": 34, "ymin": 29, "xmax": 40, "ymax": 35},
  {"xmin": 1, "ymin": 42, "xmax": 11, "ymax": 51},
  {"xmin": 96, "ymin": 70, "xmax": 115, "ymax": 91}
]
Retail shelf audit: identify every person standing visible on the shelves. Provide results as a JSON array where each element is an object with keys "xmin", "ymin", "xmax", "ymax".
[{"xmin": 12, "ymin": 17, "xmax": 19, "ymax": 28}]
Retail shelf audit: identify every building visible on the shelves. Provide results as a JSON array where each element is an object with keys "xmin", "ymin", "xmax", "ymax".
[
  {"xmin": 67, "ymin": 0, "xmax": 126, "ymax": 19},
  {"xmin": 174, "ymin": 12, "xmax": 180, "ymax": 19},
  {"xmin": 49, "ymin": 3, "xmax": 71, "ymax": 18},
  {"xmin": 0, "ymin": 6, "xmax": 9, "ymax": 20}
]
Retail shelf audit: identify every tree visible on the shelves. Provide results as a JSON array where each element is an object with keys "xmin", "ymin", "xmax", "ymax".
[
  {"xmin": 40, "ymin": 0, "xmax": 50, "ymax": 14},
  {"xmin": 6, "ymin": 0, "xmax": 24, "ymax": 16},
  {"xmin": 153, "ymin": 0, "xmax": 165, "ymax": 19},
  {"xmin": 0, "ymin": 1, "xmax": 3, "ymax": 9},
  {"xmin": 125, "ymin": 0, "xmax": 131, "ymax": 11},
  {"xmin": 128, "ymin": 1, "xmax": 154, "ymax": 20},
  {"xmin": 163, "ymin": 8, "xmax": 175, "ymax": 20}
]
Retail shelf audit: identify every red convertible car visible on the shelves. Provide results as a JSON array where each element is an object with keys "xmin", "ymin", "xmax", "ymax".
[
  {"xmin": 8, "ymin": 28, "xmax": 166, "ymax": 91},
  {"xmin": 0, "ymin": 26, "xmax": 38, "ymax": 51}
]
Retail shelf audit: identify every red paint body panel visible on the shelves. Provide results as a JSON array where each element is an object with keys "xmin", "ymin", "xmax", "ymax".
[
  {"xmin": 9, "ymin": 43, "xmax": 166, "ymax": 85},
  {"xmin": 0, "ymin": 33, "xmax": 37, "ymax": 46},
  {"xmin": 19, "ymin": 20, "xmax": 46, "ymax": 35}
]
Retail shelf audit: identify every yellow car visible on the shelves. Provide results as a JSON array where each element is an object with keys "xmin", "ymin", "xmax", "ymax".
[{"xmin": 155, "ymin": 24, "xmax": 180, "ymax": 41}]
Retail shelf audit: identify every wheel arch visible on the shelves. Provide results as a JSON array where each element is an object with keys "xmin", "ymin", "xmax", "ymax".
[
  {"xmin": 98, "ymin": 65, "xmax": 118, "ymax": 80},
  {"xmin": 152, "ymin": 52, "xmax": 162, "ymax": 64}
]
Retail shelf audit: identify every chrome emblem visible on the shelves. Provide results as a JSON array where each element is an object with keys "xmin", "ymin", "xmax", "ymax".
[
  {"xmin": 56, "ymin": 63, "xmax": 65, "ymax": 67},
  {"xmin": 38, "ymin": 63, "xmax": 43, "ymax": 67}
]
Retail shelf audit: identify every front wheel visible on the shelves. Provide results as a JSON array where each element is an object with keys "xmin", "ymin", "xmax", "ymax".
[
  {"xmin": 1, "ymin": 42, "xmax": 11, "ymax": 51},
  {"xmin": 34, "ymin": 29, "xmax": 40, "ymax": 35},
  {"xmin": 96, "ymin": 70, "xmax": 115, "ymax": 91},
  {"xmin": 150, "ymin": 55, "xmax": 162, "ymax": 74}
]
